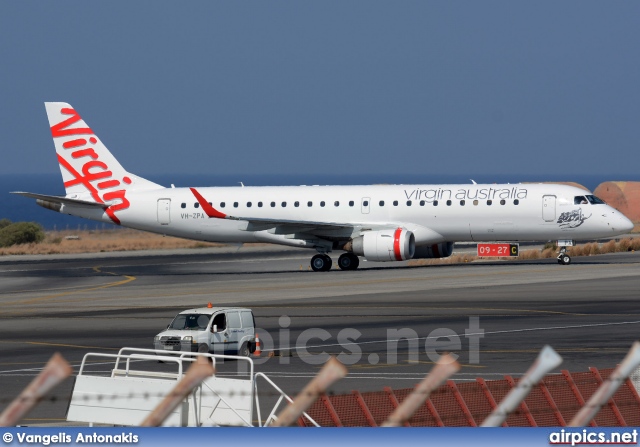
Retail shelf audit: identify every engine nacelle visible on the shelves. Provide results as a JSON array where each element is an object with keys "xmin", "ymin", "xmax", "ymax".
[
  {"xmin": 413, "ymin": 242, "xmax": 454, "ymax": 259},
  {"xmin": 350, "ymin": 228, "xmax": 415, "ymax": 262}
]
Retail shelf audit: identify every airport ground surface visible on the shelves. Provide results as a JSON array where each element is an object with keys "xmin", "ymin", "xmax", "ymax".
[{"xmin": 0, "ymin": 246, "xmax": 639, "ymax": 424}]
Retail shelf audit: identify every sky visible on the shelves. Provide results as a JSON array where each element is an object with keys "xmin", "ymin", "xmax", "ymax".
[{"xmin": 1, "ymin": 1, "xmax": 639, "ymax": 182}]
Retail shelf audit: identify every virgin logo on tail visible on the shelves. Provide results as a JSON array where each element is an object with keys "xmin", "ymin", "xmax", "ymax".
[{"xmin": 52, "ymin": 107, "xmax": 130, "ymax": 224}]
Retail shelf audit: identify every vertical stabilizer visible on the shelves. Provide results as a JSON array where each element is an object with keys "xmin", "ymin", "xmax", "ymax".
[{"xmin": 45, "ymin": 102, "xmax": 163, "ymax": 224}]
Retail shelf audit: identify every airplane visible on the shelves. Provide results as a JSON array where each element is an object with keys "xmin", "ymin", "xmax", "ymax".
[{"xmin": 12, "ymin": 102, "xmax": 635, "ymax": 271}]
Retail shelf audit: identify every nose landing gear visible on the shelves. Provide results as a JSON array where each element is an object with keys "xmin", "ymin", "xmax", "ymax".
[{"xmin": 557, "ymin": 247, "xmax": 571, "ymax": 265}]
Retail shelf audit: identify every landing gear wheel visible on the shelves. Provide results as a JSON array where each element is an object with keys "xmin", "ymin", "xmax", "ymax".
[
  {"xmin": 557, "ymin": 247, "xmax": 571, "ymax": 265},
  {"xmin": 338, "ymin": 253, "xmax": 360, "ymax": 271},
  {"xmin": 311, "ymin": 254, "xmax": 332, "ymax": 272},
  {"xmin": 559, "ymin": 254, "xmax": 571, "ymax": 265}
]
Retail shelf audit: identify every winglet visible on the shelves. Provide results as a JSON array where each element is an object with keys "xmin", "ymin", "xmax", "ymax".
[{"xmin": 189, "ymin": 188, "xmax": 227, "ymax": 219}]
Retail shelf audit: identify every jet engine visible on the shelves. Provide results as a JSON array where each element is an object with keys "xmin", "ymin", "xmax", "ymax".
[
  {"xmin": 348, "ymin": 228, "xmax": 415, "ymax": 262},
  {"xmin": 413, "ymin": 242, "xmax": 454, "ymax": 259}
]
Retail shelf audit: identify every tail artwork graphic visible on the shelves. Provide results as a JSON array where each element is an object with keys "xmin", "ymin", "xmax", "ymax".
[{"xmin": 42, "ymin": 103, "xmax": 162, "ymax": 224}]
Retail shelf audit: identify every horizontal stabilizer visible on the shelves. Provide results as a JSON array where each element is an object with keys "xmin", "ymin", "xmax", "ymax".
[{"xmin": 11, "ymin": 192, "xmax": 111, "ymax": 209}]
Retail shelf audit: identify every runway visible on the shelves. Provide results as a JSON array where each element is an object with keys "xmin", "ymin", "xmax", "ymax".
[{"xmin": 0, "ymin": 246, "xmax": 639, "ymax": 424}]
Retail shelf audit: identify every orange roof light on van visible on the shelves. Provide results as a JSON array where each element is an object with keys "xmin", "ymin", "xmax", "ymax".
[{"xmin": 207, "ymin": 302, "xmax": 213, "ymax": 308}]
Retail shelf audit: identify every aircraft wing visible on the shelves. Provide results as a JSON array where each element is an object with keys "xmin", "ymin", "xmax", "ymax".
[
  {"xmin": 11, "ymin": 192, "xmax": 112, "ymax": 209},
  {"xmin": 190, "ymin": 187, "xmax": 395, "ymax": 237},
  {"xmin": 229, "ymin": 215, "xmax": 390, "ymax": 235}
]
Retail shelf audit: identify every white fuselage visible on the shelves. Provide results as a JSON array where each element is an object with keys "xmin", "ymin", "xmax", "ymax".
[{"xmin": 61, "ymin": 183, "xmax": 633, "ymax": 252}]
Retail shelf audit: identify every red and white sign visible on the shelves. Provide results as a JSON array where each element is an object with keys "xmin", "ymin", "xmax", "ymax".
[{"xmin": 477, "ymin": 243, "xmax": 519, "ymax": 257}]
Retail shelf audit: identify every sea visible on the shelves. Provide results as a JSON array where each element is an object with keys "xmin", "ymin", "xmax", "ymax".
[{"xmin": 0, "ymin": 173, "xmax": 631, "ymax": 230}]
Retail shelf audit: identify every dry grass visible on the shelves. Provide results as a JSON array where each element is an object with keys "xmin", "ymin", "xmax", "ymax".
[
  {"xmin": 0, "ymin": 228, "xmax": 224, "ymax": 256},
  {"xmin": 2, "ymin": 227, "xmax": 640, "ymax": 261},
  {"xmin": 408, "ymin": 238, "xmax": 640, "ymax": 266}
]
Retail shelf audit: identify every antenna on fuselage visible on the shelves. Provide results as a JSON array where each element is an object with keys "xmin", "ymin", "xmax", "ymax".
[
  {"xmin": 470, "ymin": 179, "xmax": 477, "ymax": 184},
  {"xmin": 239, "ymin": 182, "xmax": 245, "ymax": 187}
]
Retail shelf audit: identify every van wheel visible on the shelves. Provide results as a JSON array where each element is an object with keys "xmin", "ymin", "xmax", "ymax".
[
  {"xmin": 197, "ymin": 344, "xmax": 209, "ymax": 354},
  {"xmin": 238, "ymin": 342, "xmax": 250, "ymax": 357}
]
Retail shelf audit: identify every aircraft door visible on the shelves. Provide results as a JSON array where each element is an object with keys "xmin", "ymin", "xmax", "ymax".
[
  {"xmin": 361, "ymin": 197, "xmax": 370, "ymax": 214},
  {"xmin": 157, "ymin": 199, "xmax": 171, "ymax": 225},
  {"xmin": 542, "ymin": 195, "xmax": 556, "ymax": 222}
]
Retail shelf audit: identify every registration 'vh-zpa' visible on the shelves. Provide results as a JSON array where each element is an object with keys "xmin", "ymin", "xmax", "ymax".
[{"xmin": 13, "ymin": 103, "xmax": 634, "ymax": 270}]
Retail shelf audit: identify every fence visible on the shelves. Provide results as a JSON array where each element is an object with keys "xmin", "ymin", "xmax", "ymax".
[
  {"xmin": 298, "ymin": 367, "xmax": 640, "ymax": 427},
  {"xmin": 1, "ymin": 344, "xmax": 640, "ymax": 427}
]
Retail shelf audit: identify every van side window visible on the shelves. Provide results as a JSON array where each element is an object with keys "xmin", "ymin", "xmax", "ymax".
[
  {"xmin": 241, "ymin": 311, "xmax": 254, "ymax": 329},
  {"xmin": 227, "ymin": 312, "xmax": 241, "ymax": 329},
  {"xmin": 211, "ymin": 313, "xmax": 226, "ymax": 332}
]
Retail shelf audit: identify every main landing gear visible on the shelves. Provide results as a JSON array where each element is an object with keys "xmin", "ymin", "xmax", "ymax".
[
  {"xmin": 557, "ymin": 247, "xmax": 571, "ymax": 265},
  {"xmin": 310, "ymin": 253, "xmax": 360, "ymax": 271}
]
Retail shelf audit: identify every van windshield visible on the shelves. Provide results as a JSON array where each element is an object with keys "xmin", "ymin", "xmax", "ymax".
[{"xmin": 169, "ymin": 314, "xmax": 211, "ymax": 330}]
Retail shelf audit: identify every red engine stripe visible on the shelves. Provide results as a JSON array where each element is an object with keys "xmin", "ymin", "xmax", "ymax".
[
  {"xmin": 189, "ymin": 188, "xmax": 227, "ymax": 219},
  {"xmin": 393, "ymin": 228, "xmax": 403, "ymax": 261}
]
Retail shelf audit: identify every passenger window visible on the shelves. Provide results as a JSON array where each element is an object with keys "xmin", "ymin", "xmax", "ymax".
[
  {"xmin": 234, "ymin": 202, "xmax": 238, "ymax": 208},
  {"xmin": 258, "ymin": 202, "xmax": 263, "ymax": 207},
  {"xmin": 363, "ymin": 200, "xmax": 369, "ymax": 206},
  {"xmin": 334, "ymin": 201, "xmax": 339, "ymax": 207},
  {"xmin": 446, "ymin": 200, "xmax": 452, "ymax": 206},
  {"xmin": 406, "ymin": 200, "xmax": 412, "ymax": 206},
  {"xmin": 294, "ymin": 201, "xmax": 300, "ymax": 207},
  {"xmin": 211, "ymin": 313, "xmax": 226, "ymax": 332},
  {"xmin": 460, "ymin": 200, "xmax": 465, "ymax": 206},
  {"xmin": 379, "ymin": 200, "xmax": 385, "ymax": 206},
  {"xmin": 320, "ymin": 201, "xmax": 325, "ymax": 207},
  {"xmin": 393, "ymin": 200, "xmax": 398, "ymax": 206},
  {"xmin": 419, "ymin": 200, "xmax": 425, "ymax": 206},
  {"xmin": 282, "ymin": 202, "xmax": 287, "ymax": 207},
  {"xmin": 487, "ymin": 200, "xmax": 492, "ymax": 205},
  {"xmin": 194, "ymin": 203, "xmax": 200, "ymax": 208},
  {"xmin": 270, "ymin": 202, "xmax": 276, "ymax": 207},
  {"xmin": 349, "ymin": 201, "xmax": 354, "ymax": 207},
  {"xmin": 241, "ymin": 311, "xmax": 254, "ymax": 329},
  {"xmin": 473, "ymin": 200, "xmax": 478, "ymax": 206},
  {"xmin": 433, "ymin": 200, "xmax": 438, "ymax": 206},
  {"xmin": 247, "ymin": 202, "xmax": 252, "ymax": 207},
  {"xmin": 227, "ymin": 312, "xmax": 241, "ymax": 329},
  {"xmin": 500, "ymin": 199, "xmax": 506, "ymax": 205},
  {"xmin": 574, "ymin": 196, "xmax": 588, "ymax": 205},
  {"xmin": 181, "ymin": 203, "xmax": 186, "ymax": 209},
  {"xmin": 514, "ymin": 199, "xmax": 519, "ymax": 205},
  {"xmin": 220, "ymin": 202, "xmax": 226, "ymax": 208},
  {"xmin": 308, "ymin": 201, "xmax": 313, "ymax": 207}
]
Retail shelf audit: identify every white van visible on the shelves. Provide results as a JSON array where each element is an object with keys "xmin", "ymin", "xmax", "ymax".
[{"xmin": 154, "ymin": 306, "xmax": 256, "ymax": 356}]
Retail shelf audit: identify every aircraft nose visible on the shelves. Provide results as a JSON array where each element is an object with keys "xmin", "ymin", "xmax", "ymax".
[{"xmin": 619, "ymin": 214, "xmax": 635, "ymax": 233}]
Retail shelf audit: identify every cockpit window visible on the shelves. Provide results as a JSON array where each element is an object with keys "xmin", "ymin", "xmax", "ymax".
[
  {"xmin": 586, "ymin": 195, "xmax": 605, "ymax": 204},
  {"xmin": 169, "ymin": 314, "xmax": 211, "ymax": 330},
  {"xmin": 574, "ymin": 196, "xmax": 588, "ymax": 205}
]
